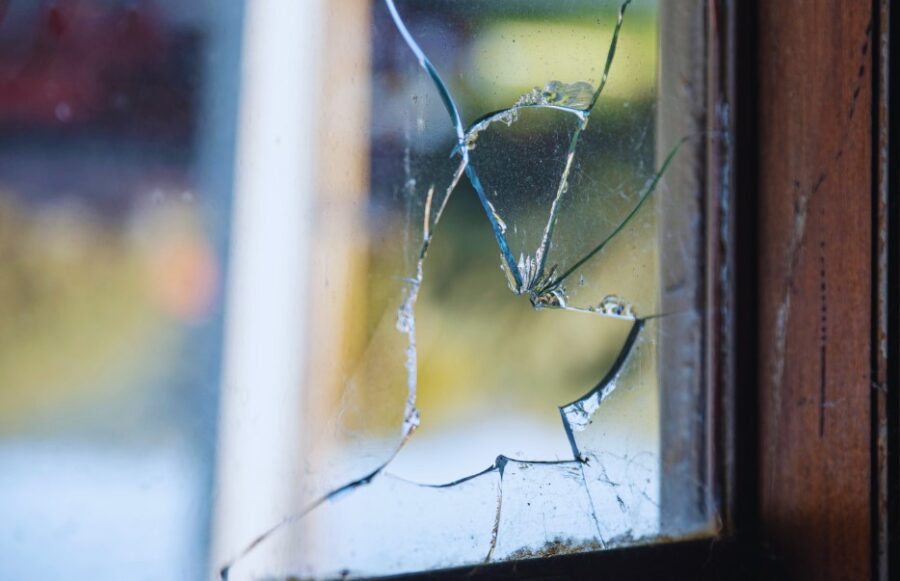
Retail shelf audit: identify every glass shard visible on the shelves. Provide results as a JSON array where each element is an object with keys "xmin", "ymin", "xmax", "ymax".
[
  {"xmin": 223, "ymin": 471, "xmax": 501, "ymax": 580},
  {"xmin": 299, "ymin": 5, "xmax": 467, "ymax": 499},
  {"xmin": 561, "ymin": 318, "xmax": 661, "ymax": 543},
  {"xmin": 489, "ymin": 459, "xmax": 601, "ymax": 561},
  {"xmin": 465, "ymin": 105, "xmax": 587, "ymax": 294}
]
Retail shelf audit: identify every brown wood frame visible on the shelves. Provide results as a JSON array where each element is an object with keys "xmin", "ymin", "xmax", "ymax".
[{"xmin": 756, "ymin": 1, "xmax": 892, "ymax": 580}]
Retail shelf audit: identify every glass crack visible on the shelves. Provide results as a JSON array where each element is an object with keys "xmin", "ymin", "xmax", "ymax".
[{"xmin": 221, "ymin": 1, "xmax": 685, "ymax": 577}]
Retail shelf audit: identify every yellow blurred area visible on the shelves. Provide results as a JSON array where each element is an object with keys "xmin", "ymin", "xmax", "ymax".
[
  {"xmin": 467, "ymin": 16, "xmax": 657, "ymax": 111},
  {"xmin": 0, "ymin": 193, "xmax": 217, "ymax": 433}
]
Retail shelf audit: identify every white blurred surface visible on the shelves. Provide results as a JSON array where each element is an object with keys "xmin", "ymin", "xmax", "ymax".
[{"xmin": 0, "ymin": 442, "xmax": 203, "ymax": 581}]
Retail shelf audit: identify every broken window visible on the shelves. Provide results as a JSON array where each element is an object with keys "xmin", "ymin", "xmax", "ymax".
[{"xmin": 217, "ymin": 1, "xmax": 717, "ymax": 578}]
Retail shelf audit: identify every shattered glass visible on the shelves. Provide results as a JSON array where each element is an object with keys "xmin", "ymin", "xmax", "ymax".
[{"xmin": 222, "ymin": 1, "xmax": 712, "ymax": 578}]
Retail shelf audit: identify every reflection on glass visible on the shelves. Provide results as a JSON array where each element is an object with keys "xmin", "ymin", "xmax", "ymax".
[{"xmin": 222, "ymin": 1, "xmax": 711, "ymax": 580}]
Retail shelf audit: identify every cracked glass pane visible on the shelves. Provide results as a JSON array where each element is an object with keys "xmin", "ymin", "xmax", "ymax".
[{"xmin": 219, "ymin": 0, "xmax": 712, "ymax": 578}]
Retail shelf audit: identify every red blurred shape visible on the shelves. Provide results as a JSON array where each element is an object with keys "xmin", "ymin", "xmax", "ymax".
[{"xmin": 0, "ymin": 0, "xmax": 192, "ymax": 136}]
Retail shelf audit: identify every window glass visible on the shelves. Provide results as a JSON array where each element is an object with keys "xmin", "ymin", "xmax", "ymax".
[{"xmin": 220, "ymin": 1, "xmax": 713, "ymax": 579}]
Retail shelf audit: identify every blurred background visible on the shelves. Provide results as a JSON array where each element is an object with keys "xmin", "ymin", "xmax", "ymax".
[
  {"xmin": 0, "ymin": 1, "xmax": 243, "ymax": 578},
  {"xmin": 0, "ymin": 1, "xmax": 687, "ymax": 579}
]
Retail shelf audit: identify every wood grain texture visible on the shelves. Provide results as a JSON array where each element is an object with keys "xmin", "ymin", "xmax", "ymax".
[{"xmin": 758, "ymin": 2, "xmax": 874, "ymax": 580}]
